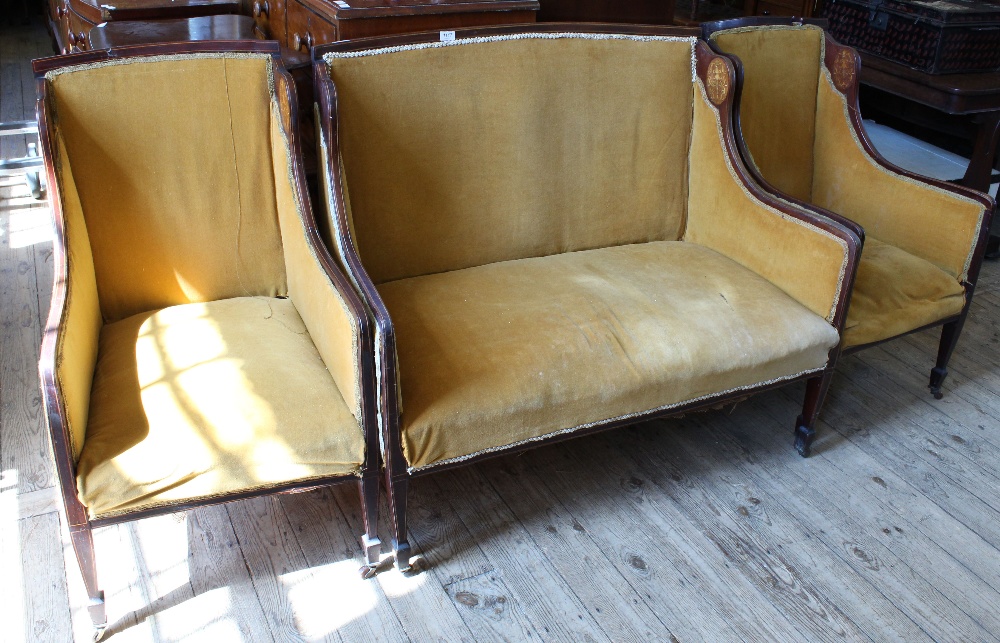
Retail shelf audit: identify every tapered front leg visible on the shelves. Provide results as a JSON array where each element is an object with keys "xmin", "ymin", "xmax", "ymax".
[
  {"xmin": 795, "ymin": 370, "xmax": 835, "ymax": 457},
  {"xmin": 357, "ymin": 474, "xmax": 382, "ymax": 578},
  {"xmin": 930, "ymin": 319, "xmax": 964, "ymax": 400},
  {"xmin": 385, "ymin": 472, "xmax": 411, "ymax": 572},
  {"xmin": 69, "ymin": 524, "xmax": 106, "ymax": 637}
]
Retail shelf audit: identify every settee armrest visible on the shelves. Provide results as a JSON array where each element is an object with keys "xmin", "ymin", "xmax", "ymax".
[
  {"xmin": 811, "ymin": 39, "xmax": 994, "ymax": 284},
  {"xmin": 270, "ymin": 69, "xmax": 375, "ymax": 436},
  {"xmin": 312, "ymin": 65, "xmax": 409, "ymax": 481},
  {"xmin": 685, "ymin": 44, "xmax": 862, "ymax": 330}
]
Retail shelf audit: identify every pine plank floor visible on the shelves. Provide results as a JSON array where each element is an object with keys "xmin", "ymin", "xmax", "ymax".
[{"xmin": 3, "ymin": 15, "xmax": 1000, "ymax": 643}]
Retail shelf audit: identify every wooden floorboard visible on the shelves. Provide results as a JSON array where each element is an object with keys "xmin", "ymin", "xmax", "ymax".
[{"xmin": 3, "ymin": 14, "xmax": 1000, "ymax": 643}]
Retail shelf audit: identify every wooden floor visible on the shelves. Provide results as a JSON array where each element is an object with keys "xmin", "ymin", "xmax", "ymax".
[{"xmin": 5, "ymin": 17, "xmax": 1000, "ymax": 643}]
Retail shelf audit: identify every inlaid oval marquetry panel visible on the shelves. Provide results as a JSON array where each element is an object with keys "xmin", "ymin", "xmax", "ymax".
[
  {"xmin": 831, "ymin": 48, "xmax": 856, "ymax": 93},
  {"xmin": 706, "ymin": 57, "xmax": 729, "ymax": 106}
]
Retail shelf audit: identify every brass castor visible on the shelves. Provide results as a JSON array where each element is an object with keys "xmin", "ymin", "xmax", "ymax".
[{"xmin": 359, "ymin": 564, "xmax": 378, "ymax": 580}]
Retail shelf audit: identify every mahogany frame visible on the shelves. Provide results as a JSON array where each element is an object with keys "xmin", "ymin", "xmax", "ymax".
[
  {"xmin": 34, "ymin": 40, "xmax": 382, "ymax": 636},
  {"xmin": 312, "ymin": 24, "xmax": 862, "ymax": 571},
  {"xmin": 702, "ymin": 17, "xmax": 996, "ymax": 399}
]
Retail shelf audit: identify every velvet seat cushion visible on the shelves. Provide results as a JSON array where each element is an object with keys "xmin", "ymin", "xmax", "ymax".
[
  {"xmin": 77, "ymin": 296, "xmax": 364, "ymax": 519},
  {"xmin": 843, "ymin": 238, "xmax": 966, "ymax": 348},
  {"xmin": 379, "ymin": 241, "xmax": 841, "ymax": 470}
]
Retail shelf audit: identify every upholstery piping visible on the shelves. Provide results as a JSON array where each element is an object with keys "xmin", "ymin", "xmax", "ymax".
[
  {"xmin": 407, "ymin": 365, "xmax": 828, "ymax": 473},
  {"xmin": 696, "ymin": 80, "xmax": 849, "ymax": 322},
  {"xmin": 43, "ymin": 51, "xmax": 274, "ymax": 82},
  {"xmin": 323, "ymin": 33, "xmax": 699, "ymax": 82}
]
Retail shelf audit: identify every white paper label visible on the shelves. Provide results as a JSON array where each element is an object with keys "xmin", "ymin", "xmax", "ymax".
[{"xmin": 440, "ymin": 30, "xmax": 456, "ymax": 42}]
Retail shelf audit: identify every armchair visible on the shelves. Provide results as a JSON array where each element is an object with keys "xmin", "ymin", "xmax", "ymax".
[
  {"xmin": 703, "ymin": 18, "xmax": 995, "ymax": 399},
  {"xmin": 313, "ymin": 26, "xmax": 861, "ymax": 571},
  {"xmin": 34, "ymin": 41, "xmax": 380, "ymax": 640}
]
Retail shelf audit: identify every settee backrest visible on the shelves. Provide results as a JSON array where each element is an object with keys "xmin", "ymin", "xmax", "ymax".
[
  {"xmin": 46, "ymin": 54, "xmax": 289, "ymax": 324},
  {"xmin": 708, "ymin": 25, "xmax": 824, "ymax": 202},
  {"xmin": 324, "ymin": 34, "xmax": 698, "ymax": 285}
]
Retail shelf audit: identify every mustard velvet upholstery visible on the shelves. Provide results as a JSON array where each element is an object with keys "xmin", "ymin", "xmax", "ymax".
[
  {"xmin": 812, "ymin": 74, "xmax": 983, "ymax": 282},
  {"xmin": 46, "ymin": 53, "xmax": 366, "ymax": 518},
  {"xmin": 53, "ymin": 135, "xmax": 102, "ymax": 461},
  {"xmin": 709, "ymin": 25, "xmax": 985, "ymax": 348},
  {"xmin": 685, "ymin": 85, "xmax": 847, "ymax": 322},
  {"xmin": 320, "ymin": 34, "xmax": 850, "ymax": 472},
  {"xmin": 77, "ymin": 297, "xmax": 363, "ymax": 518},
  {"xmin": 844, "ymin": 238, "xmax": 965, "ymax": 347},
  {"xmin": 270, "ymin": 111, "xmax": 362, "ymax": 421},
  {"xmin": 711, "ymin": 27, "xmax": 822, "ymax": 202},
  {"xmin": 48, "ymin": 56, "xmax": 288, "ymax": 323},
  {"xmin": 325, "ymin": 37, "xmax": 697, "ymax": 285},
  {"xmin": 379, "ymin": 242, "xmax": 840, "ymax": 470}
]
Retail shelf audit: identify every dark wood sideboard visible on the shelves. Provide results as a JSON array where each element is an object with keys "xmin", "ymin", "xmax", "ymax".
[
  {"xmin": 48, "ymin": 0, "xmax": 240, "ymax": 53},
  {"xmin": 537, "ymin": 0, "xmax": 674, "ymax": 24}
]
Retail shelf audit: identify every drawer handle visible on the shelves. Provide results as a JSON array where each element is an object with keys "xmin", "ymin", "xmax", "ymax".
[
  {"xmin": 761, "ymin": 9, "xmax": 771, "ymax": 14},
  {"xmin": 292, "ymin": 31, "xmax": 313, "ymax": 51},
  {"xmin": 67, "ymin": 31, "xmax": 76, "ymax": 44},
  {"xmin": 56, "ymin": 5, "xmax": 65, "ymax": 16},
  {"xmin": 77, "ymin": 32, "xmax": 87, "ymax": 48},
  {"xmin": 253, "ymin": 0, "xmax": 269, "ymax": 17}
]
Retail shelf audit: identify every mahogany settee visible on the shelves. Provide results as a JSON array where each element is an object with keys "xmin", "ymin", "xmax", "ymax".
[
  {"xmin": 35, "ymin": 41, "xmax": 381, "ymax": 638},
  {"xmin": 703, "ymin": 19, "xmax": 995, "ymax": 400},
  {"xmin": 313, "ymin": 25, "xmax": 863, "ymax": 571}
]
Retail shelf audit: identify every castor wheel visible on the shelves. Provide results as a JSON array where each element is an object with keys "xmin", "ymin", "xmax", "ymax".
[
  {"xmin": 929, "ymin": 366, "xmax": 948, "ymax": 400},
  {"xmin": 93, "ymin": 625, "xmax": 108, "ymax": 642},
  {"xmin": 794, "ymin": 421, "xmax": 815, "ymax": 458},
  {"xmin": 359, "ymin": 564, "xmax": 378, "ymax": 580}
]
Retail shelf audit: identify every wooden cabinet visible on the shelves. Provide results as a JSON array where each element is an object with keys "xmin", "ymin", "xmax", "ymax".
[
  {"xmin": 285, "ymin": 0, "xmax": 339, "ymax": 54},
  {"xmin": 745, "ymin": 0, "xmax": 817, "ymax": 17},
  {"xmin": 538, "ymin": 0, "xmax": 674, "ymax": 24},
  {"xmin": 282, "ymin": 0, "xmax": 537, "ymax": 57},
  {"xmin": 250, "ymin": 0, "xmax": 286, "ymax": 40},
  {"xmin": 46, "ymin": 0, "xmax": 241, "ymax": 53}
]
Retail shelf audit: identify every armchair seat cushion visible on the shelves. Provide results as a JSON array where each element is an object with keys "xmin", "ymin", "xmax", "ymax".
[
  {"xmin": 844, "ymin": 238, "xmax": 966, "ymax": 348},
  {"xmin": 77, "ymin": 296, "xmax": 364, "ymax": 519},
  {"xmin": 379, "ymin": 241, "xmax": 840, "ymax": 470}
]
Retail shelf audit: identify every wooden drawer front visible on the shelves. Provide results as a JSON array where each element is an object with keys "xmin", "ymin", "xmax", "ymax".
[
  {"xmin": 286, "ymin": 0, "xmax": 337, "ymax": 55},
  {"xmin": 251, "ymin": 0, "xmax": 286, "ymax": 40},
  {"xmin": 754, "ymin": 0, "xmax": 801, "ymax": 16},
  {"xmin": 337, "ymin": 10, "xmax": 536, "ymax": 40},
  {"xmin": 67, "ymin": 8, "xmax": 97, "ymax": 51}
]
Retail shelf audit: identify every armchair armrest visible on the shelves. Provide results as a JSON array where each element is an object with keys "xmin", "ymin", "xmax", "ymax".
[
  {"xmin": 685, "ymin": 44, "xmax": 862, "ymax": 329},
  {"xmin": 811, "ymin": 39, "xmax": 994, "ymax": 284},
  {"xmin": 269, "ymin": 69, "xmax": 374, "ymax": 431},
  {"xmin": 313, "ymin": 64, "xmax": 409, "ymax": 482},
  {"xmin": 37, "ymin": 93, "xmax": 103, "ymax": 528}
]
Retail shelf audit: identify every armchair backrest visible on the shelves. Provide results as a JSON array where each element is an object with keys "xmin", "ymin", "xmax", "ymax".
[
  {"xmin": 45, "ymin": 54, "xmax": 288, "ymax": 323},
  {"xmin": 320, "ymin": 32, "xmax": 698, "ymax": 285},
  {"xmin": 706, "ymin": 23, "xmax": 825, "ymax": 202}
]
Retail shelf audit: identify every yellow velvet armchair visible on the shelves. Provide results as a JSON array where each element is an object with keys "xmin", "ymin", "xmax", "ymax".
[
  {"xmin": 35, "ymin": 41, "xmax": 381, "ymax": 638},
  {"xmin": 703, "ymin": 18, "xmax": 995, "ymax": 399},
  {"xmin": 313, "ymin": 25, "xmax": 862, "ymax": 572}
]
